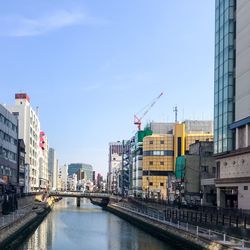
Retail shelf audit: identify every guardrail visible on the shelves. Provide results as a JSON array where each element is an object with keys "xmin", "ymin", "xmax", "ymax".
[{"xmin": 114, "ymin": 202, "xmax": 250, "ymax": 250}]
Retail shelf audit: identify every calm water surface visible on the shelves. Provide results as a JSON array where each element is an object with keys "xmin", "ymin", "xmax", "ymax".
[{"xmin": 18, "ymin": 198, "xmax": 176, "ymax": 250}]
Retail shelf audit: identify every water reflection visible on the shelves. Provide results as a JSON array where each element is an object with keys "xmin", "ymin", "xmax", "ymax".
[{"xmin": 18, "ymin": 198, "xmax": 174, "ymax": 250}]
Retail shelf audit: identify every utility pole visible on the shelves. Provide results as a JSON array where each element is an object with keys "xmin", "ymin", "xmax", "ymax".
[{"xmin": 173, "ymin": 106, "xmax": 178, "ymax": 123}]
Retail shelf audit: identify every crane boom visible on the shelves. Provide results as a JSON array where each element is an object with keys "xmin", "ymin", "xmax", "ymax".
[{"xmin": 134, "ymin": 92, "xmax": 164, "ymax": 130}]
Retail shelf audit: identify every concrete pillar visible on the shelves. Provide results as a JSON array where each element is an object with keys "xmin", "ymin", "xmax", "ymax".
[
  {"xmin": 236, "ymin": 128, "xmax": 239, "ymax": 150},
  {"xmin": 77, "ymin": 197, "xmax": 80, "ymax": 207}
]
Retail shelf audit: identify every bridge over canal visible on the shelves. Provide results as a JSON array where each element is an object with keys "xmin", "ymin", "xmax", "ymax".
[{"xmin": 49, "ymin": 192, "xmax": 110, "ymax": 207}]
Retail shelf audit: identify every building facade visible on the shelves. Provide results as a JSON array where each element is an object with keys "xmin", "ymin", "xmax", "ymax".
[
  {"xmin": 0, "ymin": 104, "xmax": 18, "ymax": 193},
  {"xmin": 48, "ymin": 148, "xmax": 58, "ymax": 190},
  {"xmin": 68, "ymin": 163, "xmax": 93, "ymax": 181},
  {"xmin": 142, "ymin": 134, "xmax": 174, "ymax": 200},
  {"xmin": 17, "ymin": 139, "xmax": 25, "ymax": 194},
  {"xmin": 7, "ymin": 93, "xmax": 41, "ymax": 192},
  {"xmin": 214, "ymin": 0, "xmax": 250, "ymax": 209},
  {"xmin": 175, "ymin": 142, "xmax": 216, "ymax": 206},
  {"xmin": 107, "ymin": 142, "xmax": 123, "ymax": 193},
  {"xmin": 38, "ymin": 131, "xmax": 49, "ymax": 190}
]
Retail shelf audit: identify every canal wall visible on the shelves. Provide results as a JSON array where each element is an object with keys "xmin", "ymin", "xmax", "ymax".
[
  {"xmin": 105, "ymin": 204, "xmax": 231, "ymax": 250},
  {"xmin": 0, "ymin": 197, "xmax": 56, "ymax": 250}
]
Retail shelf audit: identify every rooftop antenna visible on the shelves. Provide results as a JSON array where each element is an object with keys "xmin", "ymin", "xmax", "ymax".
[{"xmin": 173, "ymin": 106, "xmax": 178, "ymax": 123}]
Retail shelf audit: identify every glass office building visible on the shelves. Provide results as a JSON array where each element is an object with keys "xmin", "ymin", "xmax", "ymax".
[{"xmin": 214, "ymin": 0, "xmax": 236, "ymax": 154}]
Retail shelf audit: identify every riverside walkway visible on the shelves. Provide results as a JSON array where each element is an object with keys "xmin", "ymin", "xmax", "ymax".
[{"xmin": 113, "ymin": 201, "xmax": 250, "ymax": 250}]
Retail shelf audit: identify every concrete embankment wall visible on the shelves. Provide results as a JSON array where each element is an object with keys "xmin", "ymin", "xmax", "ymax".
[
  {"xmin": 105, "ymin": 205, "xmax": 228, "ymax": 250},
  {"xmin": 0, "ymin": 197, "xmax": 55, "ymax": 250}
]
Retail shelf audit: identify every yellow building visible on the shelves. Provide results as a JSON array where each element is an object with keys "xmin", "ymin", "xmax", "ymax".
[
  {"xmin": 174, "ymin": 123, "xmax": 213, "ymax": 166},
  {"xmin": 142, "ymin": 121, "xmax": 213, "ymax": 200},
  {"xmin": 142, "ymin": 134, "xmax": 174, "ymax": 200}
]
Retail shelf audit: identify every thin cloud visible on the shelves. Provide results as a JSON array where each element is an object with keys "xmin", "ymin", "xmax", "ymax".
[{"xmin": 0, "ymin": 9, "xmax": 106, "ymax": 37}]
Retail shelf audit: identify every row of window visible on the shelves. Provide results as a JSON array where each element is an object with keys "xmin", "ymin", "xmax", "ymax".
[
  {"xmin": 0, "ymin": 130, "xmax": 18, "ymax": 146},
  {"xmin": 0, "ymin": 147, "xmax": 17, "ymax": 162},
  {"xmin": 143, "ymin": 171, "xmax": 170, "ymax": 176},
  {"xmin": 143, "ymin": 150, "xmax": 174, "ymax": 157},
  {"xmin": 0, "ymin": 114, "xmax": 17, "ymax": 132},
  {"xmin": 148, "ymin": 182, "xmax": 164, "ymax": 187},
  {"xmin": 148, "ymin": 140, "xmax": 166, "ymax": 145}
]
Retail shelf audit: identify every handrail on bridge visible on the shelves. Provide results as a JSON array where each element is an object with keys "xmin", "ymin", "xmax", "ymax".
[{"xmin": 48, "ymin": 191, "xmax": 110, "ymax": 198}]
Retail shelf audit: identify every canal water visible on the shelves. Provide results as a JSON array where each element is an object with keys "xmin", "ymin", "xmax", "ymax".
[{"xmin": 17, "ymin": 198, "xmax": 175, "ymax": 250}]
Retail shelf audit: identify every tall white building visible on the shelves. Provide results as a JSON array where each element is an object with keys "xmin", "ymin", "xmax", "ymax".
[
  {"xmin": 107, "ymin": 142, "xmax": 123, "ymax": 193},
  {"xmin": 48, "ymin": 148, "xmax": 59, "ymax": 190},
  {"xmin": 7, "ymin": 93, "xmax": 41, "ymax": 192},
  {"xmin": 39, "ymin": 131, "xmax": 49, "ymax": 190},
  {"xmin": 59, "ymin": 164, "xmax": 68, "ymax": 191}
]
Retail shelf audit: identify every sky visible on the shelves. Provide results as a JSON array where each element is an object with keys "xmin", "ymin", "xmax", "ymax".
[{"xmin": 0, "ymin": 0, "xmax": 215, "ymax": 176}]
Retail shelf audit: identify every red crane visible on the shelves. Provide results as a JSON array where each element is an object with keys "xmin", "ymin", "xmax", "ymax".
[{"xmin": 134, "ymin": 92, "xmax": 164, "ymax": 131}]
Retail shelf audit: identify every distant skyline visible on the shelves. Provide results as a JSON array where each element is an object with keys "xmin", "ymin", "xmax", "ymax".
[{"xmin": 0, "ymin": 1, "xmax": 215, "ymax": 176}]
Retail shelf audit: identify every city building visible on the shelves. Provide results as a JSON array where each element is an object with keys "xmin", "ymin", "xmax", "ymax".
[
  {"xmin": 175, "ymin": 141, "xmax": 216, "ymax": 206},
  {"xmin": 0, "ymin": 104, "xmax": 18, "ymax": 193},
  {"xmin": 59, "ymin": 164, "xmax": 68, "ymax": 191},
  {"xmin": 121, "ymin": 139, "xmax": 132, "ymax": 197},
  {"xmin": 17, "ymin": 139, "xmax": 25, "ymax": 194},
  {"xmin": 48, "ymin": 148, "xmax": 58, "ymax": 190},
  {"xmin": 96, "ymin": 173, "xmax": 103, "ymax": 190},
  {"xmin": 7, "ymin": 93, "xmax": 41, "ymax": 192},
  {"xmin": 38, "ymin": 131, "xmax": 49, "ymax": 190},
  {"xmin": 92, "ymin": 171, "xmax": 96, "ymax": 185},
  {"xmin": 68, "ymin": 163, "xmax": 93, "ymax": 181},
  {"xmin": 142, "ymin": 134, "xmax": 174, "ymax": 200},
  {"xmin": 140, "ymin": 121, "xmax": 213, "ymax": 200},
  {"xmin": 107, "ymin": 142, "xmax": 123, "ymax": 193},
  {"xmin": 214, "ymin": 0, "xmax": 250, "ymax": 209},
  {"xmin": 68, "ymin": 174, "xmax": 77, "ymax": 191}
]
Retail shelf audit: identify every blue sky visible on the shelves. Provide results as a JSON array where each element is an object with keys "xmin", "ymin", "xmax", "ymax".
[{"xmin": 0, "ymin": 0, "xmax": 215, "ymax": 176}]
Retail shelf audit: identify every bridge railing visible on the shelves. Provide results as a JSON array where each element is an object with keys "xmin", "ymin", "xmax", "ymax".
[{"xmin": 49, "ymin": 192, "xmax": 110, "ymax": 198}]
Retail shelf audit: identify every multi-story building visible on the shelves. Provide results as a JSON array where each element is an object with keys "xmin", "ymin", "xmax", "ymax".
[
  {"xmin": 59, "ymin": 164, "xmax": 68, "ymax": 191},
  {"xmin": 121, "ymin": 139, "xmax": 132, "ymax": 197},
  {"xmin": 68, "ymin": 163, "xmax": 93, "ymax": 181},
  {"xmin": 48, "ymin": 148, "xmax": 58, "ymax": 190},
  {"xmin": 214, "ymin": 0, "xmax": 250, "ymax": 209},
  {"xmin": 17, "ymin": 139, "xmax": 25, "ymax": 194},
  {"xmin": 175, "ymin": 141, "xmax": 216, "ymax": 206},
  {"xmin": 0, "ymin": 104, "xmax": 18, "ymax": 193},
  {"xmin": 131, "ymin": 129, "xmax": 152, "ymax": 197},
  {"xmin": 38, "ymin": 131, "xmax": 49, "ymax": 190},
  {"xmin": 142, "ymin": 134, "xmax": 174, "ymax": 200},
  {"xmin": 140, "ymin": 121, "xmax": 213, "ymax": 201},
  {"xmin": 107, "ymin": 142, "xmax": 123, "ymax": 193},
  {"xmin": 67, "ymin": 173, "xmax": 77, "ymax": 191},
  {"xmin": 7, "ymin": 93, "xmax": 41, "ymax": 192}
]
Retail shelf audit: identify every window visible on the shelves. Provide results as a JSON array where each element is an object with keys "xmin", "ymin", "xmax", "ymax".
[
  {"xmin": 149, "ymin": 182, "xmax": 153, "ymax": 186},
  {"xmin": 160, "ymin": 140, "xmax": 164, "ymax": 144},
  {"xmin": 202, "ymin": 166, "xmax": 208, "ymax": 172},
  {"xmin": 149, "ymin": 141, "xmax": 153, "ymax": 145},
  {"xmin": 160, "ymin": 183, "xmax": 164, "ymax": 187},
  {"xmin": 212, "ymin": 167, "xmax": 216, "ymax": 175},
  {"xmin": 149, "ymin": 161, "xmax": 153, "ymax": 165},
  {"xmin": 244, "ymin": 186, "xmax": 248, "ymax": 191},
  {"xmin": 160, "ymin": 162, "xmax": 164, "ymax": 166}
]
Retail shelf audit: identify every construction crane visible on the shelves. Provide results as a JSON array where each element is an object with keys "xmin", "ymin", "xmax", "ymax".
[{"xmin": 134, "ymin": 92, "xmax": 164, "ymax": 131}]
